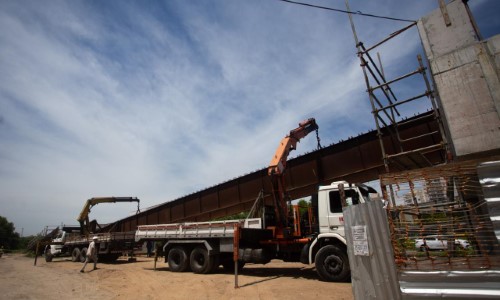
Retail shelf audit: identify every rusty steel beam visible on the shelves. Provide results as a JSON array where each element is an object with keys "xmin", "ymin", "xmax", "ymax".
[{"xmin": 104, "ymin": 111, "xmax": 444, "ymax": 232}]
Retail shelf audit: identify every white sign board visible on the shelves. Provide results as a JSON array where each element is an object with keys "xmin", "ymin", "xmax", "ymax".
[{"xmin": 352, "ymin": 225, "xmax": 369, "ymax": 256}]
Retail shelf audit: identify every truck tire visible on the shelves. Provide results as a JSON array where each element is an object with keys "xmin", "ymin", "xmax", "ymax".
[
  {"xmin": 45, "ymin": 248, "xmax": 53, "ymax": 262},
  {"xmin": 315, "ymin": 245, "xmax": 350, "ymax": 282},
  {"xmin": 167, "ymin": 247, "xmax": 190, "ymax": 272},
  {"xmin": 71, "ymin": 248, "xmax": 81, "ymax": 262},
  {"xmin": 80, "ymin": 247, "xmax": 88, "ymax": 263},
  {"xmin": 190, "ymin": 247, "xmax": 214, "ymax": 274}
]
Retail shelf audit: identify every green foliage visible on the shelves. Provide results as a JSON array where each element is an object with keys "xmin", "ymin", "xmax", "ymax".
[
  {"xmin": 398, "ymin": 237, "xmax": 416, "ymax": 250},
  {"xmin": 296, "ymin": 199, "xmax": 311, "ymax": 215},
  {"xmin": 17, "ymin": 236, "xmax": 34, "ymax": 250},
  {"xmin": 455, "ymin": 246, "xmax": 475, "ymax": 256},
  {"xmin": 0, "ymin": 215, "xmax": 20, "ymax": 250},
  {"xmin": 420, "ymin": 212, "xmax": 448, "ymax": 224}
]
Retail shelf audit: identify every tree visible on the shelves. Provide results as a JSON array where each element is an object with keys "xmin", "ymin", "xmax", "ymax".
[
  {"xmin": 0, "ymin": 216, "xmax": 20, "ymax": 250},
  {"xmin": 296, "ymin": 199, "xmax": 311, "ymax": 216}
]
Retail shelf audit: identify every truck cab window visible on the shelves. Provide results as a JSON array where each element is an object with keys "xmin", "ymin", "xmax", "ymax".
[
  {"xmin": 329, "ymin": 190, "xmax": 360, "ymax": 213},
  {"xmin": 329, "ymin": 191, "xmax": 343, "ymax": 213}
]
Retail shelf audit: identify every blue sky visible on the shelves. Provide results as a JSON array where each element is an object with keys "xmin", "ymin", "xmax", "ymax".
[{"xmin": 1, "ymin": 0, "xmax": 499, "ymax": 236}]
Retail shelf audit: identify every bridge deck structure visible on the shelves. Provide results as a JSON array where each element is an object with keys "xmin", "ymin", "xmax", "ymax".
[{"xmin": 104, "ymin": 111, "xmax": 444, "ymax": 232}]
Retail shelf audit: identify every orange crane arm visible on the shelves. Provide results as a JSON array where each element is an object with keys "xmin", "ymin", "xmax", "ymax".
[
  {"xmin": 268, "ymin": 118, "xmax": 319, "ymax": 176},
  {"xmin": 267, "ymin": 118, "xmax": 319, "ymax": 237}
]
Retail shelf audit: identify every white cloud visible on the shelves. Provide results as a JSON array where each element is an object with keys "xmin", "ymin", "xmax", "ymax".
[{"xmin": 1, "ymin": 0, "xmax": 497, "ymax": 235}]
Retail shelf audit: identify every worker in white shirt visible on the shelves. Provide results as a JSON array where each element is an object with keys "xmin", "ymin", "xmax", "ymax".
[{"xmin": 80, "ymin": 236, "xmax": 98, "ymax": 273}]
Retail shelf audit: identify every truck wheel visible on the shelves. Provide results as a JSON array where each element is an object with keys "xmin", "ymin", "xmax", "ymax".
[
  {"xmin": 167, "ymin": 247, "xmax": 190, "ymax": 272},
  {"xmin": 45, "ymin": 248, "xmax": 53, "ymax": 262},
  {"xmin": 315, "ymin": 245, "xmax": 350, "ymax": 282},
  {"xmin": 80, "ymin": 247, "xmax": 88, "ymax": 263},
  {"xmin": 190, "ymin": 247, "xmax": 214, "ymax": 274},
  {"xmin": 71, "ymin": 248, "xmax": 81, "ymax": 262}
]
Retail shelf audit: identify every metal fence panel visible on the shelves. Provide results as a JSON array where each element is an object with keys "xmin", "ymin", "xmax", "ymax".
[{"xmin": 344, "ymin": 200, "xmax": 401, "ymax": 300}]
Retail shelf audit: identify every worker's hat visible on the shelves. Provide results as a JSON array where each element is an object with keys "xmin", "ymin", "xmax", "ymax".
[{"xmin": 92, "ymin": 236, "xmax": 98, "ymax": 240}]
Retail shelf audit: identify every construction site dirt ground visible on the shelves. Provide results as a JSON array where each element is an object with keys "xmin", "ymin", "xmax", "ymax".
[{"xmin": 0, "ymin": 253, "xmax": 353, "ymax": 300}]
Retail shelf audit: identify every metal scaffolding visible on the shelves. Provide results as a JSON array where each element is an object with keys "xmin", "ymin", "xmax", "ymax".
[{"xmin": 345, "ymin": 1, "xmax": 450, "ymax": 175}]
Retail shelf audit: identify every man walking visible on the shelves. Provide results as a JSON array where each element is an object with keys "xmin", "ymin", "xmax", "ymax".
[{"xmin": 80, "ymin": 236, "xmax": 98, "ymax": 273}]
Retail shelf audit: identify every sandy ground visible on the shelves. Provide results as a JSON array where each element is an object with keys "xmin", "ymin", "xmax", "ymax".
[{"xmin": 0, "ymin": 253, "xmax": 354, "ymax": 300}]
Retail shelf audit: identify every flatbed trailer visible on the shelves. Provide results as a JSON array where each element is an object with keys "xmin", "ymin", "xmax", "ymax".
[
  {"xmin": 44, "ymin": 229, "xmax": 137, "ymax": 263},
  {"xmin": 135, "ymin": 218, "xmax": 267, "ymax": 273}
]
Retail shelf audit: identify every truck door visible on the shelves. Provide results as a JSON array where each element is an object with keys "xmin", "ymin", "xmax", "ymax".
[{"xmin": 326, "ymin": 189, "xmax": 360, "ymax": 235}]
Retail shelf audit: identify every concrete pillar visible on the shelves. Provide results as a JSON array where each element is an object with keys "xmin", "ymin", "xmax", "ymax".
[{"xmin": 418, "ymin": 0, "xmax": 500, "ymax": 157}]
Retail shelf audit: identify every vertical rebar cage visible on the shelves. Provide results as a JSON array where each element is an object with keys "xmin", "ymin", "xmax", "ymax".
[{"xmin": 380, "ymin": 158, "xmax": 500, "ymax": 272}]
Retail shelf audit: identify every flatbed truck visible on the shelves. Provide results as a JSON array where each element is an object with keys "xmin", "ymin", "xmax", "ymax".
[
  {"xmin": 135, "ymin": 181, "xmax": 377, "ymax": 281},
  {"xmin": 44, "ymin": 228, "xmax": 137, "ymax": 263},
  {"xmin": 43, "ymin": 197, "xmax": 140, "ymax": 263}
]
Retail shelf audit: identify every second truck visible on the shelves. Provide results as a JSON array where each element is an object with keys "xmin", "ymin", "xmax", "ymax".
[
  {"xmin": 135, "ymin": 119, "xmax": 378, "ymax": 281},
  {"xmin": 43, "ymin": 197, "xmax": 140, "ymax": 263}
]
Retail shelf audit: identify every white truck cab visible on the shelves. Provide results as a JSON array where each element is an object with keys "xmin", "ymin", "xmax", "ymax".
[
  {"xmin": 318, "ymin": 181, "xmax": 374, "ymax": 236},
  {"xmin": 48, "ymin": 231, "xmax": 67, "ymax": 256},
  {"xmin": 307, "ymin": 181, "xmax": 378, "ymax": 281}
]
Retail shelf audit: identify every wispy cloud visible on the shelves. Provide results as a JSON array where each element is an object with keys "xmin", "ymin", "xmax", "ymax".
[{"xmin": 1, "ymin": 0, "xmax": 497, "ymax": 235}]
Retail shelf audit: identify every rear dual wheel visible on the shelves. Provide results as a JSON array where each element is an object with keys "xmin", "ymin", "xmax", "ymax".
[
  {"xmin": 190, "ymin": 247, "xmax": 214, "ymax": 274},
  {"xmin": 71, "ymin": 248, "xmax": 81, "ymax": 262},
  {"xmin": 167, "ymin": 246, "xmax": 219, "ymax": 274},
  {"xmin": 167, "ymin": 247, "xmax": 190, "ymax": 272}
]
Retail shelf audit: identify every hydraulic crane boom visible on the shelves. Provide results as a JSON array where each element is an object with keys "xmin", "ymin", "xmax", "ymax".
[
  {"xmin": 268, "ymin": 118, "xmax": 320, "ymax": 237},
  {"xmin": 268, "ymin": 118, "xmax": 319, "ymax": 176},
  {"xmin": 77, "ymin": 197, "xmax": 140, "ymax": 235}
]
